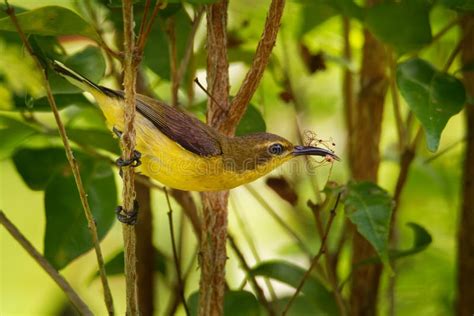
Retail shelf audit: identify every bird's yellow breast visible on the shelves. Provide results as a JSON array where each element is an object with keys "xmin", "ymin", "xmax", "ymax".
[{"xmin": 92, "ymin": 92, "xmax": 278, "ymax": 191}]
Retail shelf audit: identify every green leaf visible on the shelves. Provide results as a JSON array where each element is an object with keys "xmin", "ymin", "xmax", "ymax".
[
  {"xmin": 12, "ymin": 148, "xmax": 67, "ymax": 190},
  {"xmin": 440, "ymin": 0, "xmax": 474, "ymax": 11},
  {"xmin": 365, "ymin": 0, "xmax": 432, "ymax": 53},
  {"xmin": 44, "ymin": 158, "xmax": 117, "ymax": 269},
  {"xmin": 67, "ymin": 128, "xmax": 120, "ymax": 155},
  {"xmin": 12, "ymin": 93, "xmax": 92, "ymax": 111},
  {"xmin": 397, "ymin": 58, "xmax": 466, "ymax": 152},
  {"xmin": 94, "ymin": 248, "xmax": 167, "ymax": 278},
  {"xmin": 249, "ymin": 260, "xmax": 337, "ymax": 315},
  {"xmin": 0, "ymin": 6, "xmax": 99, "ymax": 40},
  {"xmin": 46, "ymin": 46, "xmax": 106, "ymax": 94},
  {"xmin": 297, "ymin": 0, "xmax": 338, "ymax": 36},
  {"xmin": 235, "ymin": 104, "xmax": 266, "ymax": 136},
  {"xmin": 0, "ymin": 115, "xmax": 37, "ymax": 159},
  {"xmin": 143, "ymin": 6, "xmax": 192, "ymax": 80},
  {"xmin": 344, "ymin": 182, "xmax": 393, "ymax": 268},
  {"xmin": 188, "ymin": 290, "xmax": 260, "ymax": 316},
  {"xmin": 355, "ymin": 222, "xmax": 432, "ymax": 266},
  {"xmin": 272, "ymin": 296, "xmax": 324, "ymax": 316},
  {"xmin": 168, "ymin": 0, "xmax": 220, "ymax": 3}
]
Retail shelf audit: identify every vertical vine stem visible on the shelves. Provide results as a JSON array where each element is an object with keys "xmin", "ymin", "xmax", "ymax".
[
  {"xmin": 121, "ymin": 0, "xmax": 139, "ymax": 314},
  {"xmin": 3, "ymin": 2, "xmax": 115, "ymax": 314},
  {"xmin": 0, "ymin": 211, "xmax": 93, "ymax": 315},
  {"xmin": 282, "ymin": 193, "xmax": 341, "ymax": 315}
]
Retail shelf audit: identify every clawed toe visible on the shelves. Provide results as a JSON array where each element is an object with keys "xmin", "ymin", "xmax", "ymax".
[{"xmin": 115, "ymin": 200, "xmax": 139, "ymax": 225}]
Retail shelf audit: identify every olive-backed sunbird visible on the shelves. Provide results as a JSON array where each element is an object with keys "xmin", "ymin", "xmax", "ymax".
[{"xmin": 52, "ymin": 61, "xmax": 339, "ymax": 191}]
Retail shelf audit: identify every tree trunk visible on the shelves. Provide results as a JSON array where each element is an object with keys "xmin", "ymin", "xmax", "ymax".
[
  {"xmin": 135, "ymin": 180, "xmax": 154, "ymax": 316},
  {"xmin": 198, "ymin": 2, "xmax": 230, "ymax": 315},
  {"xmin": 457, "ymin": 14, "xmax": 474, "ymax": 316},
  {"xmin": 348, "ymin": 24, "xmax": 389, "ymax": 316}
]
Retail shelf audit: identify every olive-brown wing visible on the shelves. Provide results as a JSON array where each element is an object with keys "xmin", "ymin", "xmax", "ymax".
[{"xmin": 135, "ymin": 94, "xmax": 223, "ymax": 157}]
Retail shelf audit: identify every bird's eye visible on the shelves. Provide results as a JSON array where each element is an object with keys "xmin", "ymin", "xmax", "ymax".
[{"xmin": 268, "ymin": 143, "xmax": 284, "ymax": 155}]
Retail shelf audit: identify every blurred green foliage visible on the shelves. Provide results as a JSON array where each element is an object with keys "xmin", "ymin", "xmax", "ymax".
[{"xmin": 0, "ymin": 0, "xmax": 470, "ymax": 315}]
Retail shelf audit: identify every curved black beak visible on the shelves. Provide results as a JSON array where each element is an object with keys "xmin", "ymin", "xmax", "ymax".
[{"xmin": 292, "ymin": 145, "xmax": 340, "ymax": 161}]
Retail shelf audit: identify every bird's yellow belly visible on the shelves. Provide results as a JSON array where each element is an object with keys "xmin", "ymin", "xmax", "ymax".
[{"xmin": 96, "ymin": 96, "xmax": 265, "ymax": 191}]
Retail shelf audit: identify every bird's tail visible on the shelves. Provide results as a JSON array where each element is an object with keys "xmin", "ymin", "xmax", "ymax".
[{"xmin": 51, "ymin": 60, "xmax": 102, "ymax": 94}]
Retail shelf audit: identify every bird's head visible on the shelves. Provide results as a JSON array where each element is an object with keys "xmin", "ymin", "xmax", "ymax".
[{"xmin": 223, "ymin": 132, "xmax": 339, "ymax": 174}]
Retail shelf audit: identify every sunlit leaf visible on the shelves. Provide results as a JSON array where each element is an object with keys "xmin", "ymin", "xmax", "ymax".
[
  {"xmin": 0, "ymin": 115, "xmax": 37, "ymax": 159},
  {"xmin": 344, "ymin": 181, "xmax": 393, "ymax": 268},
  {"xmin": 365, "ymin": 0, "xmax": 432, "ymax": 53},
  {"xmin": 397, "ymin": 58, "xmax": 466, "ymax": 152},
  {"xmin": 249, "ymin": 260, "xmax": 337, "ymax": 315},
  {"xmin": 235, "ymin": 104, "xmax": 266, "ymax": 136},
  {"xmin": 188, "ymin": 290, "xmax": 260, "ymax": 316},
  {"xmin": 44, "ymin": 158, "xmax": 117, "ymax": 269},
  {"xmin": 0, "ymin": 6, "xmax": 99, "ymax": 40}
]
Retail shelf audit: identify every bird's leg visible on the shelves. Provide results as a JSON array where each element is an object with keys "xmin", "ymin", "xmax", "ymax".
[
  {"xmin": 113, "ymin": 126, "xmax": 142, "ymax": 167},
  {"xmin": 116, "ymin": 150, "xmax": 142, "ymax": 167},
  {"xmin": 113, "ymin": 125, "xmax": 141, "ymax": 225},
  {"xmin": 115, "ymin": 199, "xmax": 139, "ymax": 225}
]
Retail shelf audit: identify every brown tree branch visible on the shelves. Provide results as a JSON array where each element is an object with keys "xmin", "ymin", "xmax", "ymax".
[
  {"xmin": 457, "ymin": 14, "xmax": 474, "ymax": 316},
  {"xmin": 226, "ymin": 0, "xmax": 286, "ymax": 134},
  {"xmin": 0, "ymin": 211, "xmax": 93, "ymax": 316},
  {"xmin": 3, "ymin": 3, "xmax": 115, "ymax": 314},
  {"xmin": 198, "ymin": 1, "xmax": 230, "ymax": 315},
  {"xmin": 121, "ymin": 1, "xmax": 139, "ymax": 314},
  {"xmin": 135, "ymin": 181, "xmax": 155, "ymax": 316},
  {"xmin": 349, "ymin": 0, "xmax": 390, "ymax": 313}
]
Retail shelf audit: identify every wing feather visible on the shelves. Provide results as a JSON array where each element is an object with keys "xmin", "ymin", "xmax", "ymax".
[{"xmin": 135, "ymin": 94, "xmax": 223, "ymax": 157}]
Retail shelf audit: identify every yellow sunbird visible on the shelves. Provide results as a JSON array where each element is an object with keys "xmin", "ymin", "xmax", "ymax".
[{"xmin": 53, "ymin": 61, "xmax": 339, "ymax": 192}]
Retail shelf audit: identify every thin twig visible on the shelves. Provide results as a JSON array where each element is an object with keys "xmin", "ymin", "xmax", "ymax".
[
  {"xmin": 3, "ymin": 3, "xmax": 115, "ymax": 314},
  {"xmin": 282, "ymin": 193, "xmax": 341, "ymax": 315},
  {"xmin": 389, "ymin": 50, "xmax": 406, "ymax": 151},
  {"xmin": 0, "ymin": 211, "xmax": 93, "ymax": 315},
  {"xmin": 121, "ymin": 0, "xmax": 139, "ymax": 314},
  {"xmin": 164, "ymin": 188, "xmax": 191, "ymax": 316},
  {"xmin": 227, "ymin": 0, "xmax": 286, "ymax": 132},
  {"xmin": 228, "ymin": 234, "xmax": 276, "ymax": 316},
  {"xmin": 424, "ymin": 137, "xmax": 466, "ymax": 164},
  {"xmin": 136, "ymin": 0, "xmax": 162, "ymax": 55},
  {"xmin": 444, "ymin": 35, "xmax": 465, "ymax": 72},
  {"xmin": 308, "ymin": 198, "xmax": 347, "ymax": 316},
  {"xmin": 244, "ymin": 185, "xmax": 312, "ymax": 257},
  {"xmin": 229, "ymin": 196, "xmax": 279, "ymax": 303},
  {"xmin": 194, "ymin": 77, "xmax": 227, "ymax": 112},
  {"xmin": 176, "ymin": 8, "xmax": 204, "ymax": 85},
  {"xmin": 342, "ymin": 16, "xmax": 354, "ymax": 138},
  {"xmin": 432, "ymin": 17, "xmax": 462, "ymax": 44},
  {"xmin": 167, "ymin": 17, "xmax": 179, "ymax": 107}
]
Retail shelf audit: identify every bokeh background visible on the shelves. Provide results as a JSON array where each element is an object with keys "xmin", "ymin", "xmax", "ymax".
[{"xmin": 0, "ymin": 0, "xmax": 468, "ymax": 315}]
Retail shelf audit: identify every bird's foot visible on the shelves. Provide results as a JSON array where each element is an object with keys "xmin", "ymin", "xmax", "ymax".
[
  {"xmin": 115, "ymin": 200, "xmax": 139, "ymax": 225},
  {"xmin": 112, "ymin": 126, "xmax": 123, "ymax": 138},
  {"xmin": 116, "ymin": 150, "xmax": 142, "ymax": 168}
]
